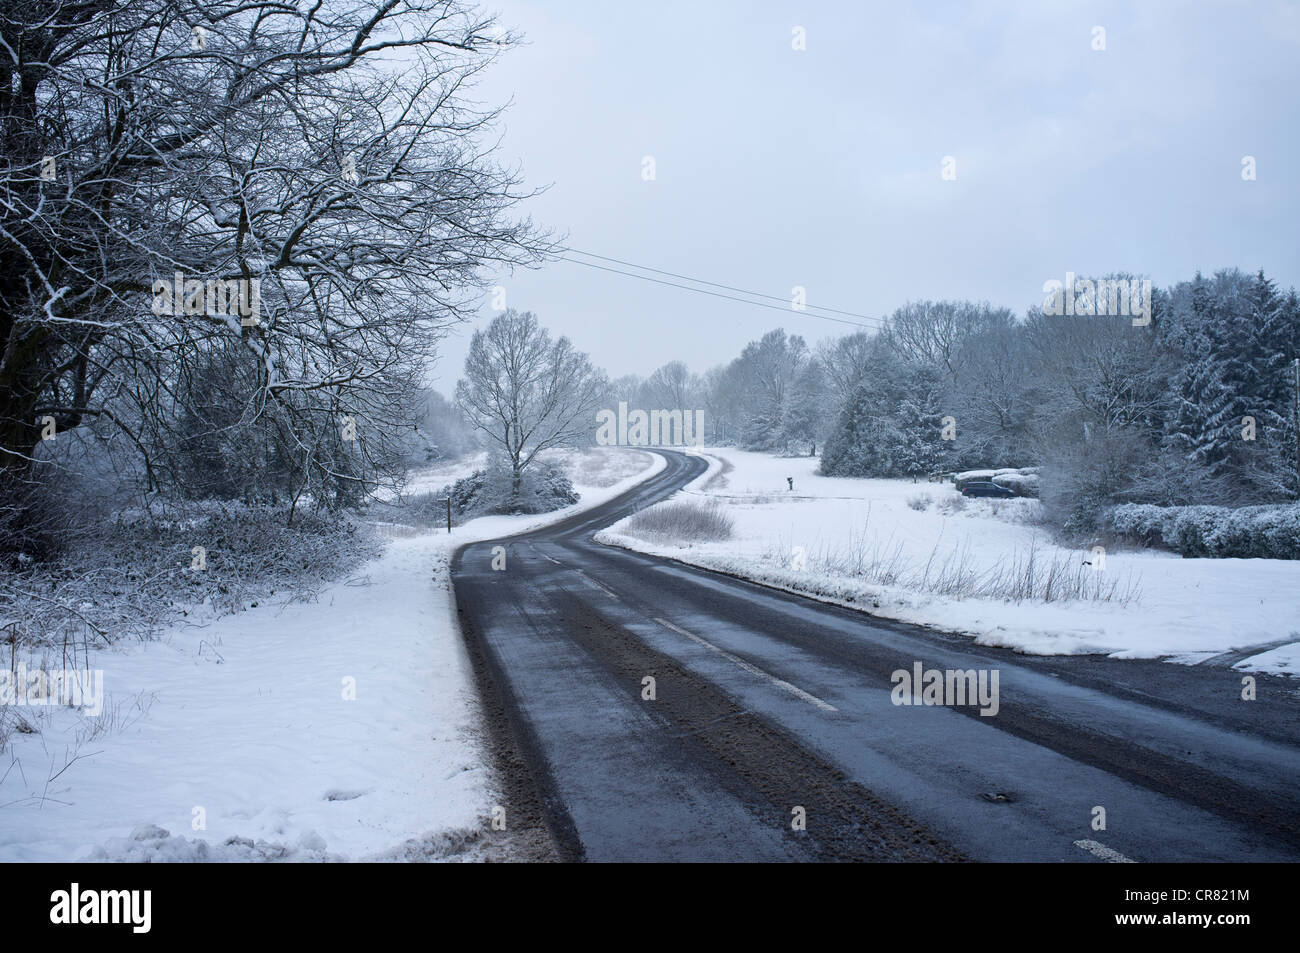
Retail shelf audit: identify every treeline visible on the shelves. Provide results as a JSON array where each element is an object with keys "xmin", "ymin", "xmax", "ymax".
[{"xmin": 621, "ymin": 268, "xmax": 1299, "ymax": 540}]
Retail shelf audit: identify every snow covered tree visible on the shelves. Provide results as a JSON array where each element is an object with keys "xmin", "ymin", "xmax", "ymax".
[
  {"xmin": 456, "ymin": 310, "xmax": 607, "ymax": 504},
  {"xmin": 783, "ymin": 359, "xmax": 830, "ymax": 453},
  {"xmin": 820, "ymin": 336, "xmax": 953, "ymax": 477},
  {"xmin": 820, "ymin": 379, "xmax": 892, "ymax": 477},
  {"xmin": 717, "ymin": 329, "xmax": 811, "ymax": 451},
  {"xmin": 884, "ymin": 300, "xmax": 1013, "ymax": 387},
  {"xmin": 951, "ymin": 321, "xmax": 1038, "ymax": 467},
  {"xmin": 0, "ymin": 1, "xmax": 548, "ymax": 554},
  {"xmin": 641, "ymin": 361, "xmax": 696, "ymax": 411},
  {"xmin": 815, "ymin": 331, "xmax": 877, "ymax": 406},
  {"xmin": 1162, "ymin": 269, "xmax": 1298, "ymax": 502}
]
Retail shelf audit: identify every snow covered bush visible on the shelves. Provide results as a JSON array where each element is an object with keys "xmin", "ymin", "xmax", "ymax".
[
  {"xmin": 448, "ymin": 460, "xmax": 579, "ymax": 517},
  {"xmin": 1107, "ymin": 502, "xmax": 1300, "ymax": 559},
  {"xmin": 1039, "ymin": 429, "xmax": 1153, "ymax": 540},
  {"xmin": 906, "ymin": 493, "xmax": 932, "ymax": 511},
  {"xmin": 962, "ymin": 497, "xmax": 1044, "ymax": 525},
  {"xmin": 369, "ymin": 491, "xmax": 452, "ymax": 530},
  {"xmin": 623, "ymin": 500, "xmax": 734, "ymax": 543},
  {"xmin": 0, "ymin": 503, "xmax": 380, "ymax": 649},
  {"xmin": 937, "ymin": 494, "xmax": 968, "ymax": 515}
]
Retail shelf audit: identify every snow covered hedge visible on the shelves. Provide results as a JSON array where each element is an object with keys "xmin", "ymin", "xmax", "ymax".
[
  {"xmin": 0, "ymin": 503, "xmax": 380, "ymax": 647},
  {"xmin": 1107, "ymin": 502, "xmax": 1300, "ymax": 559}
]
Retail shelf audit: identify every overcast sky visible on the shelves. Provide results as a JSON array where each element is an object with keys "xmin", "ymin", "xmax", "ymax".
[{"xmin": 430, "ymin": 0, "xmax": 1300, "ymax": 394}]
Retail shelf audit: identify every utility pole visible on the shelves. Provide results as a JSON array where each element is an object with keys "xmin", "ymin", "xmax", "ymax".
[{"xmin": 446, "ymin": 496, "xmax": 452, "ymax": 534}]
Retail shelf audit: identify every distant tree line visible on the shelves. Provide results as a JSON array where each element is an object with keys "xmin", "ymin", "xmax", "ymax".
[{"xmin": 620, "ymin": 268, "xmax": 1298, "ymax": 539}]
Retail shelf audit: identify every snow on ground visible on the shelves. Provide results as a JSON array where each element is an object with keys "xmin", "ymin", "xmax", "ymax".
[
  {"xmin": 398, "ymin": 451, "xmax": 488, "ymax": 497},
  {"xmin": 597, "ymin": 449, "xmax": 1300, "ymax": 674},
  {"xmin": 0, "ymin": 448, "xmax": 659, "ymax": 862},
  {"xmin": 391, "ymin": 446, "xmax": 650, "ymax": 501}
]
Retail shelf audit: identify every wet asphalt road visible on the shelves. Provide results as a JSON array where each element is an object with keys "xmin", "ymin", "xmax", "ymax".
[{"xmin": 450, "ymin": 451, "xmax": 1300, "ymax": 862}]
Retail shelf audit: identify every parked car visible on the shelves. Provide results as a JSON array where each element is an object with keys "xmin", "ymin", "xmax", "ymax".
[{"xmin": 960, "ymin": 481, "xmax": 1015, "ymax": 499}]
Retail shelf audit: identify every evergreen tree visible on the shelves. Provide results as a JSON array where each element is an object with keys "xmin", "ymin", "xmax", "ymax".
[{"xmin": 1163, "ymin": 269, "xmax": 1295, "ymax": 502}]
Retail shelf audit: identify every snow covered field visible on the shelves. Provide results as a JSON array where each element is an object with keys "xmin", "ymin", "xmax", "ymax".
[
  {"xmin": 0, "ymin": 448, "xmax": 658, "ymax": 862},
  {"xmin": 397, "ymin": 451, "xmax": 488, "ymax": 498},
  {"xmin": 598, "ymin": 449, "xmax": 1300, "ymax": 675}
]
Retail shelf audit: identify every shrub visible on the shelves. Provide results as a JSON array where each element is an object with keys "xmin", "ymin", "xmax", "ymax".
[
  {"xmin": 937, "ymin": 494, "xmax": 968, "ymax": 515},
  {"xmin": 448, "ymin": 460, "xmax": 579, "ymax": 517},
  {"xmin": 0, "ymin": 501, "xmax": 379, "ymax": 649},
  {"xmin": 1107, "ymin": 502, "xmax": 1300, "ymax": 559},
  {"xmin": 1040, "ymin": 429, "xmax": 1153, "ymax": 540},
  {"xmin": 624, "ymin": 500, "xmax": 733, "ymax": 543}
]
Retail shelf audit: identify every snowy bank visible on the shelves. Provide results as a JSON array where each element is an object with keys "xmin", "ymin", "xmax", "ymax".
[
  {"xmin": 596, "ymin": 449, "xmax": 1300, "ymax": 674},
  {"xmin": 0, "ymin": 448, "xmax": 660, "ymax": 862}
]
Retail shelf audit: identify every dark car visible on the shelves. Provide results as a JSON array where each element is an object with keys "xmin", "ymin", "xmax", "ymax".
[{"xmin": 960, "ymin": 481, "xmax": 1015, "ymax": 499}]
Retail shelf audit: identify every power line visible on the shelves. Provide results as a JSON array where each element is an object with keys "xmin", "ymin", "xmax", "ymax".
[
  {"xmin": 557, "ymin": 255, "xmax": 883, "ymax": 330},
  {"xmin": 564, "ymin": 247, "xmax": 883, "ymax": 324}
]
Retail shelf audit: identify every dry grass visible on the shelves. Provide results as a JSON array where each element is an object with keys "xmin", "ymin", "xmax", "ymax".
[
  {"xmin": 766, "ymin": 530, "xmax": 1140, "ymax": 606},
  {"xmin": 624, "ymin": 499, "xmax": 734, "ymax": 543}
]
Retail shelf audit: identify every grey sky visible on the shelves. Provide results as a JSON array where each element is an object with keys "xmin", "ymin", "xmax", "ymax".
[{"xmin": 431, "ymin": 0, "xmax": 1300, "ymax": 393}]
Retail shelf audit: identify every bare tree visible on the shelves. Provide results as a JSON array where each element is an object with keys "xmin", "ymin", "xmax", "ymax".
[
  {"xmin": 953, "ymin": 322, "xmax": 1038, "ymax": 464},
  {"xmin": 700, "ymin": 365, "xmax": 737, "ymax": 444},
  {"xmin": 816, "ymin": 330, "xmax": 877, "ymax": 405},
  {"xmin": 0, "ymin": 0, "xmax": 550, "ymax": 549},
  {"xmin": 727, "ymin": 329, "xmax": 808, "ymax": 449},
  {"xmin": 641, "ymin": 360, "xmax": 694, "ymax": 410},
  {"xmin": 1023, "ymin": 303, "xmax": 1169, "ymax": 437},
  {"xmin": 456, "ymin": 310, "xmax": 607, "ymax": 500},
  {"xmin": 884, "ymin": 301, "xmax": 1011, "ymax": 384}
]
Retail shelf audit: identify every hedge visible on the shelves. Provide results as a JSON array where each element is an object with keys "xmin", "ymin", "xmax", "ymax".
[{"xmin": 1107, "ymin": 502, "xmax": 1300, "ymax": 559}]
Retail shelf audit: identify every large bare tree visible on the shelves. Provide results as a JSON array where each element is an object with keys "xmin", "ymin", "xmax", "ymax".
[
  {"xmin": 640, "ymin": 360, "xmax": 695, "ymax": 410},
  {"xmin": 0, "ymin": 0, "xmax": 550, "ymax": 549},
  {"xmin": 884, "ymin": 300, "xmax": 1012, "ymax": 384},
  {"xmin": 815, "ymin": 330, "xmax": 876, "ymax": 405},
  {"xmin": 456, "ymin": 309, "xmax": 606, "ymax": 500}
]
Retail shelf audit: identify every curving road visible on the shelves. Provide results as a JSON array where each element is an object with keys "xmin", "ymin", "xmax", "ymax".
[{"xmin": 451, "ymin": 450, "xmax": 1300, "ymax": 862}]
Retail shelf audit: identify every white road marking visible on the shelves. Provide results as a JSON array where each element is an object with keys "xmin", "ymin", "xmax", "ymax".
[
  {"xmin": 575, "ymin": 570, "xmax": 619, "ymax": 600},
  {"xmin": 653, "ymin": 617, "xmax": 838, "ymax": 712},
  {"xmin": 1073, "ymin": 839, "xmax": 1136, "ymax": 863}
]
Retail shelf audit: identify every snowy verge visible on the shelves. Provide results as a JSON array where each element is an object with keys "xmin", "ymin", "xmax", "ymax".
[
  {"xmin": 595, "ymin": 449, "xmax": 1300, "ymax": 674},
  {"xmin": 0, "ymin": 449, "xmax": 662, "ymax": 862}
]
